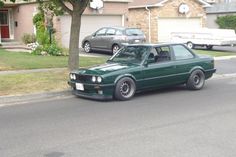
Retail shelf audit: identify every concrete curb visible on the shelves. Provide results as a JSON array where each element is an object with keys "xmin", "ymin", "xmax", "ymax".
[
  {"xmin": 0, "ymin": 90, "xmax": 74, "ymax": 107},
  {"xmin": 214, "ymin": 55, "xmax": 236, "ymax": 60}
]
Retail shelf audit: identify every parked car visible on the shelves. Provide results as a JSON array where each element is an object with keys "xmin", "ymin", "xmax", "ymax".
[
  {"xmin": 82, "ymin": 27, "xmax": 146, "ymax": 54},
  {"xmin": 68, "ymin": 43, "xmax": 216, "ymax": 101}
]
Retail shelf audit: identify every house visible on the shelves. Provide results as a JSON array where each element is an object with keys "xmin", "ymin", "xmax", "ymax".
[
  {"xmin": 206, "ymin": 0, "xmax": 236, "ymax": 28},
  {"xmin": 128, "ymin": 0, "xmax": 211, "ymax": 43},
  {"xmin": 0, "ymin": 0, "xmax": 131, "ymax": 48},
  {"xmin": 56, "ymin": 0, "xmax": 131, "ymax": 48},
  {"xmin": 0, "ymin": 1, "xmax": 37, "ymax": 44}
]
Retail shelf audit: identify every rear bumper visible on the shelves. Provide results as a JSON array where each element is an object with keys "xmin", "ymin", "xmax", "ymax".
[
  {"xmin": 205, "ymin": 68, "xmax": 216, "ymax": 79},
  {"xmin": 68, "ymin": 81, "xmax": 114, "ymax": 100}
]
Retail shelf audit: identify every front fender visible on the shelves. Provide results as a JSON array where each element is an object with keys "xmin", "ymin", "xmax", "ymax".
[{"xmin": 114, "ymin": 74, "xmax": 137, "ymax": 84}]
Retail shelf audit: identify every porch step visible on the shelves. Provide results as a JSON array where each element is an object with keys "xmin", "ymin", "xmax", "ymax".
[{"xmin": 0, "ymin": 42, "xmax": 31, "ymax": 50}]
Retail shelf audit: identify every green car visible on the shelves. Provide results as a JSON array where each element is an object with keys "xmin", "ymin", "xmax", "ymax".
[{"xmin": 68, "ymin": 43, "xmax": 216, "ymax": 101}]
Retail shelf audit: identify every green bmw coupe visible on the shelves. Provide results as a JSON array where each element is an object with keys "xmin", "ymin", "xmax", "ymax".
[{"xmin": 68, "ymin": 43, "xmax": 216, "ymax": 101}]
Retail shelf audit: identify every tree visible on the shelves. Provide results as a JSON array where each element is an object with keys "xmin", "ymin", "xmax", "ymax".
[
  {"xmin": 0, "ymin": 0, "xmax": 90, "ymax": 70},
  {"xmin": 216, "ymin": 15, "xmax": 236, "ymax": 31}
]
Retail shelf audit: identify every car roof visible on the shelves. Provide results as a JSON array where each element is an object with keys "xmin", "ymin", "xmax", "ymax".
[
  {"xmin": 101, "ymin": 26, "xmax": 142, "ymax": 30},
  {"xmin": 123, "ymin": 43, "xmax": 185, "ymax": 47}
]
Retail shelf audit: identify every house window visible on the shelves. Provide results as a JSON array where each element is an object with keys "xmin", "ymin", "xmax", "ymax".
[{"xmin": 0, "ymin": 11, "xmax": 8, "ymax": 26}]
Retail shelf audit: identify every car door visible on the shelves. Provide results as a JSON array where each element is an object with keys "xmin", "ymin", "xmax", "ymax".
[
  {"xmin": 170, "ymin": 44, "xmax": 196, "ymax": 83},
  {"xmin": 103, "ymin": 28, "xmax": 116, "ymax": 49},
  {"xmin": 90, "ymin": 28, "xmax": 107, "ymax": 49},
  {"xmin": 140, "ymin": 46, "xmax": 177, "ymax": 89}
]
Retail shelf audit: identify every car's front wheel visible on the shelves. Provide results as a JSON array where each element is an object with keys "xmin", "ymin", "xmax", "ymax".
[
  {"xmin": 114, "ymin": 77, "xmax": 136, "ymax": 101},
  {"xmin": 84, "ymin": 41, "xmax": 91, "ymax": 53},
  {"xmin": 186, "ymin": 70, "xmax": 205, "ymax": 90}
]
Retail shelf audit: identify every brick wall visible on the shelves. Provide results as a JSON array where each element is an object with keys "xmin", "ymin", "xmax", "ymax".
[{"xmin": 129, "ymin": 0, "xmax": 206, "ymax": 43}]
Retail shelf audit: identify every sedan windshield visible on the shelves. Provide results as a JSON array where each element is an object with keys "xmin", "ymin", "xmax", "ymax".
[{"xmin": 109, "ymin": 46, "xmax": 150, "ymax": 64}]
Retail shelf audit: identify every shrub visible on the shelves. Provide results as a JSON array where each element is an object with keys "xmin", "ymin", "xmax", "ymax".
[
  {"xmin": 22, "ymin": 34, "xmax": 36, "ymax": 44},
  {"xmin": 216, "ymin": 15, "xmax": 236, "ymax": 31}
]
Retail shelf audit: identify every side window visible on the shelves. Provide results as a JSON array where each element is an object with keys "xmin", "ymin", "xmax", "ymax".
[
  {"xmin": 172, "ymin": 45, "xmax": 194, "ymax": 60},
  {"xmin": 116, "ymin": 30, "xmax": 123, "ymax": 35},
  {"xmin": 106, "ymin": 29, "xmax": 116, "ymax": 36},
  {"xmin": 155, "ymin": 46, "xmax": 171, "ymax": 62},
  {"xmin": 96, "ymin": 28, "xmax": 107, "ymax": 36}
]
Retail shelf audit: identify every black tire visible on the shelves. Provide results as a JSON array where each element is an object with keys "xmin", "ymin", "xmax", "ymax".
[
  {"xmin": 84, "ymin": 41, "xmax": 91, "ymax": 53},
  {"xmin": 187, "ymin": 42, "xmax": 194, "ymax": 49},
  {"xmin": 186, "ymin": 70, "xmax": 205, "ymax": 90},
  {"xmin": 206, "ymin": 45, "xmax": 213, "ymax": 50},
  {"xmin": 114, "ymin": 77, "xmax": 136, "ymax": 101},
  {"xmin": 112, "ymin": 44, "xmax": 120, "ymax": 54}
]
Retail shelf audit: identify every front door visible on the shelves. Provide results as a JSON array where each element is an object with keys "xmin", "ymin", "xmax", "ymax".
[
  {"xmin": 141, "ymin": 46, "xmax": 176, "ymax": 89},
  {"xmin": 0, "ymin": 10, "xmax": 9, "ymax": 39}
]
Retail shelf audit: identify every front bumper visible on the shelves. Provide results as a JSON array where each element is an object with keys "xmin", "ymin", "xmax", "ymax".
[{"xmin": 68, "ymin": 81, "xmax": 114, "ymax": 100}]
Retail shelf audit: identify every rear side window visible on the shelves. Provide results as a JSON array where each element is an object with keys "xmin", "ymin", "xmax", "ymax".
[
  {"xmin": 116, "ymin": 30, "xmax": 123, "ymax": 35},
  {"xmin": 106, "ymin": 29, "xmax": 116, "ymax": 35},
  {"xmin": 125, "ymin": 29, "xmax": 144, "ymax": 36},
  {"xmin": 172, "ymin": 45, "xmax": 194, "ymax": 60}
]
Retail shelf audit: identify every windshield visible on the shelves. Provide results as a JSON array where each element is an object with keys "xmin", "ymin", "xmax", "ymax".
[
  {"xmin": 125, "ymin": 29, "xmax": 144, "ymax": 36},
  {"xmin": 109, "ymin": 46, "xmax": 150, "ymax": 64}
]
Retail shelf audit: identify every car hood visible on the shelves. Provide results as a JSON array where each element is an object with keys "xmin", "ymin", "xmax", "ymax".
[{"xmin": 76, "ymin": 62, "xmax": 139, "ymax": 76}]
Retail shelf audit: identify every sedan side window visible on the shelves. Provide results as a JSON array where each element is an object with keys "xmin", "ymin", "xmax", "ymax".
[
  {"xmin": 155, "ymin": 46, "xmax": 171, "ymax": 63},
  {"xmin": 96, "ymin": 28, "xmax": 107, "ymax": 36},
  {"xmin": 106, "ymin": 29, "xmax": 116, "ymax": 35},
  {"xmin": 172, "ymin": 45, "xmax": 194, "ymax": 60}
]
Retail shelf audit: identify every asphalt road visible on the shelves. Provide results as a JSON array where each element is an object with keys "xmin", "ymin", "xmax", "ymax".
[
  {"xmin": 216, "ymin": 58, "xmax": 236, "ymax": 74},
  {"xmin": 1, "ymin": 75, "xmax": 236, "ymax": 157}
]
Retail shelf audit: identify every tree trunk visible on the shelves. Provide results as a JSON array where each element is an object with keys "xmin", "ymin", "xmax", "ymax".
[{"xmin": 68, "ymin": 11, "xmax": 81, "ymax": 71}]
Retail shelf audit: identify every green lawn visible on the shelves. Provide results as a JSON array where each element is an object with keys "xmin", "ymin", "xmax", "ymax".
[
  {"xmin": 0, "ymin": 70, "xmax": 69, "ymax": 96},
  {"xmin": 194, "ymin": 49, "xmax": 235, "ymax": 57},
  {"xmin": 0, "ymin": 49, "xmax": 108, "ymax": 71}
]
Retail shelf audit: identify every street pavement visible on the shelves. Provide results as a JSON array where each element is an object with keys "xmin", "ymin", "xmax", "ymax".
[
  {"xmin": 1, "ymin": 68, "xmax": 236, "ymax": 157},
  {"xmin": 0, "ymin": 51, "xmax": 236, "ymax": 157}
]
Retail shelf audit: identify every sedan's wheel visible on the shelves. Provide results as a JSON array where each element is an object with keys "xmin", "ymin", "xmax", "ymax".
[
  {"xmin": 206, "ymin": 45, "xmax": 213, "ymax": 50},
  {"xmin": 112, "ymin": 45, "xmax": 120, "ymax": 54},
  {"xmin": 186, "ymin": 70, "xmax": 205, "ymax": 90},
  {"xmin": 114, "ymin": 77, "xmax": 136, "ymax": 101},
  {"xmin": 187, "ymin": 42, "xmax": 194, "ymax": 49},
  {"xmin": 84, "ymin": 42, "xmax": 91, "ymax": 53}
]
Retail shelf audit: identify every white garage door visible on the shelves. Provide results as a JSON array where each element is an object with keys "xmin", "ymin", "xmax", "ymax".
[
  {"xmin": 158, "ymin": 18, "xmax": 202, "ymax": 42},
  {"xmin": 60, "ymin": 15, "xmax": 123, "ymax": 48}
]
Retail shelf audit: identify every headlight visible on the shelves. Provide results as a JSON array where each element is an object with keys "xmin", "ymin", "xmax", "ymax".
[
  {"xmin": 70, "ymin": 73, "xmax": 76, "ymax": 80},
  {"xmin": 92, "ymin": 76, "xmax": 96, "ymax": 82},
  {"xmin": 70, "ymin": 74, "xmax": 73, "ymax": 79},
  {"xmin": 97, "ymin": 76, "xmax": 102, "ymax": 83}
]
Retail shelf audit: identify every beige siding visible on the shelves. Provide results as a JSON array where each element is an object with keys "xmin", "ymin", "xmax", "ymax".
[{"xmin": 13, "ymin": 3, "xmax": 37, "ymax": 42}]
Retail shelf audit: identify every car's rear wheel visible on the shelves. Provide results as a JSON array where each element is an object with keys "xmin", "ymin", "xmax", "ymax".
[
  {"xmin": 187, "ymin": 42, "xmax": 194, "ymax": 49},
  {"xmin": 84, "ymin": 41, "xmax": 91, "ymax": 53},
  {"xmin": 114, "ymin": 77, "xmax": 136, "ymax": 101},
  {"xmin": 186, "ymin": 70, "xmax": 205, "ymax": 90},
  {"xmin": 112, "ymin": 44, "xmax": 120, "ymax": 54}
]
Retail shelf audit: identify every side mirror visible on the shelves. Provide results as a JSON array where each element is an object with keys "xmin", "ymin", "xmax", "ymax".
[{"xmin": 92, "ymin": 33, "xmax": 96, "ymax": 37}]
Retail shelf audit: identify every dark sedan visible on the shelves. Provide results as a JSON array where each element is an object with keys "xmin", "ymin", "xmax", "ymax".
[{"xmin": 68, "ymin": 43, "xmax": 216, "ymax": 101}]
